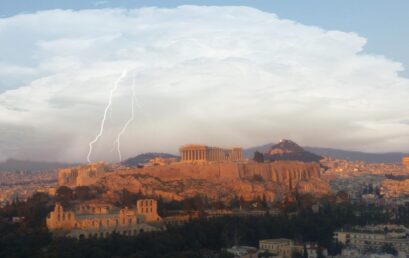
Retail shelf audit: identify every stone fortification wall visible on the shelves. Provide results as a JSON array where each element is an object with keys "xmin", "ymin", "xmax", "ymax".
[
  {"xmin": 127, "ymin": 161, "xmax": 320, "ymax": 188},
  {"xmin": 98, "ymin": 161, "xmax": 329, "ymax": 204},
  {"xmin": 58, "ymin": 163, "xmax": 109, "ymax": 187}
]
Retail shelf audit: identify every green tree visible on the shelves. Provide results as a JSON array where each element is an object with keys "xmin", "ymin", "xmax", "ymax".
[
  {"xmin": 381, "ymin": 243, "xmax": 397, "ymax": 256},
  {"xmin": 56, "ymin": 186, "xmax": 73, "ymax": 205},
  {"xmin": 74, "ymin": 186, "xmax": 95, "ymax": 200},
  {"xmin": 220, "ymin": 250, "xmax": 234, "ymax": 258},
  {"xmin": 292, "ymin": 251, "xmax": 303, "ymax": 258},
  {"xmin": 253, "ymin": 151, "xmax": 264, "ymax": 163}
]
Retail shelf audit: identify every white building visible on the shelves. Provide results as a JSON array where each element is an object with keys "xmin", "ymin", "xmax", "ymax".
[
  {"xmin": 225, "ymin": 246, "xmax": 258, "ymax": 258},
  {"xmin": 334, "ymin": 226, "xmax": 409, "ymax": 254}
]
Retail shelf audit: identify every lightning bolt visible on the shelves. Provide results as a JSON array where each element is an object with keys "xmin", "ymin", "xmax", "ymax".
[
  {"xmin": 87, "ymin": 70, "xmax": 127, "ymax": 163},
  {"xmin": 115, "ymin": 73, "xmax": 136, "ymax": 162}
]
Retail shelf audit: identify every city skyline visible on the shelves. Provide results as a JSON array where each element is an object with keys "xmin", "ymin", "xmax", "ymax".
[{"xmin": 0, "ymin": 1, "xmax": 409, "ymax": 162}]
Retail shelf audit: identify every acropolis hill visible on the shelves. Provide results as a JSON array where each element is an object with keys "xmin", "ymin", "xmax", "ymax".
[{"xmin": 58, "ymin": 143, "xmax": 331, "ymax": 203}]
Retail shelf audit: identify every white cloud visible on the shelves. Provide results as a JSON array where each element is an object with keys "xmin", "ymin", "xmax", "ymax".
[{"xmin": 0, "ymin": 6, "xmax": 408, "ymax": 162}]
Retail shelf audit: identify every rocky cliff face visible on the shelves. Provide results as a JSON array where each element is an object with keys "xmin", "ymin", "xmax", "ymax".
[{"xmin": 95, "ymin": 161, "xmax": 331, "ymax": 203}]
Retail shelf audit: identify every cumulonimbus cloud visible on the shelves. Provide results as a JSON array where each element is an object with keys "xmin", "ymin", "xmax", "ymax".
[{"xmin": 0, "ymin": 6, "xmax": 408, "ymax": 162}]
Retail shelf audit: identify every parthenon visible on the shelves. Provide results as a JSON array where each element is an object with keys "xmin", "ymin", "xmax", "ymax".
[{"xmin": 179, "ymin": 144, "xmax": 243, "ymax": 162}]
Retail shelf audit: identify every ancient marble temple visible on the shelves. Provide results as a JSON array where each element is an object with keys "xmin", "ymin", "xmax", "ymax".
[{"xmin": 179, "ymin": 144, "xmax": 243, "ymax": 162}]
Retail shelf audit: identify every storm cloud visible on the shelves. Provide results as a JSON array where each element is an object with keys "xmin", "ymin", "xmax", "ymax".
[{"xmin": 0, "ymin": 6, "xmax": 408, "ymax": 162}]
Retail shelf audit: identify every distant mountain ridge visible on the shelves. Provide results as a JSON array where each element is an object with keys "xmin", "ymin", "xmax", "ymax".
[
  {"xmin": 122, "ymin": 152, "xmax": 179, "ymax": 167},
  {"xmin": 0, "ymin": 159, "xmax": 77, "ymax": 172},
  {"xmin": 244, "ymin": 142, "xmax": 408, "ymax": 163},
  {"xmin": 2, "ymin": 143, "xmax": 407, "ymax": 171},
  {"xmin": 267, "ymin": 139, "xmax": 306, "ymax": 155},
  {"xmin": 264, "ymin": 140, "xmax": 322, "ymax": 162},
  {"xmin": 303, "ymin": 147, "xmax": 408, "ymax": 163}
]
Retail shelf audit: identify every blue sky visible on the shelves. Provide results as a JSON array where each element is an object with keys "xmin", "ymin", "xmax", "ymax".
[
  {"xmin": 0, "ymin": 1, "xmax": 409, "ymax": 161},
  {"xmin": 1, "ymin": 0, "xmax": 408, "ymax": 78}
]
